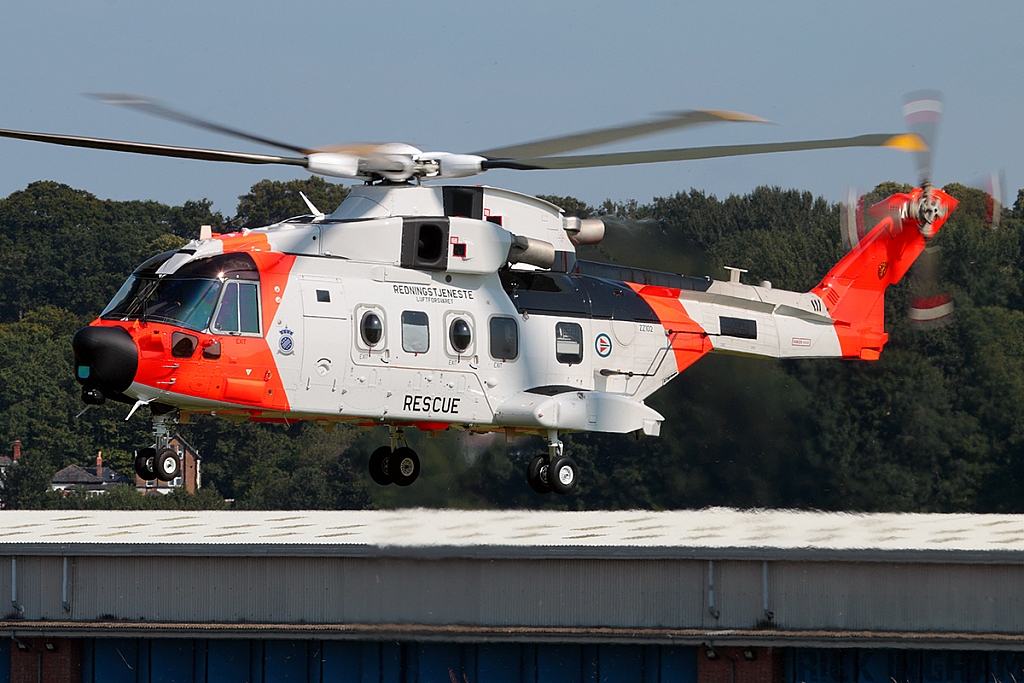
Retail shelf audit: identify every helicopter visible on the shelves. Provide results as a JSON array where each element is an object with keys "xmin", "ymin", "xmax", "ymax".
[{"xmin": 0, "ymin": 95, "xmax": 955, "ymax": 495}]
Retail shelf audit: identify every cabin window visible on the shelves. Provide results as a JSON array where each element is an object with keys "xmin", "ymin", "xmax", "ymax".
[
  {"xmin": 555, "ymin": 322, "xmax": 583, "ymax": 364},
  {"xmin": 212, "ymin": 281, "xmax": 261, "ymax": 335},
  {"xmin": 449, "ymin": 318, "xmax": 472, "ymax": 353},
  {"xmin": 402, "ymin": 311, "xmax": 430, "ymax": 354},
  {"xmin": 489, "ymin": 316, "xmax": 519, "ymax": 361},
  {"xmin": 360, "ymin": 311, "xmax": 384, "ymax": 347}
]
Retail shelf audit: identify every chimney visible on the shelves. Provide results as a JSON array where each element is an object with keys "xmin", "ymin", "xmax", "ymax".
[
  {"xmin": 13, "ymin": 440, "xmax": 20, "ymax": 462},
  {"xmin": 96, "ymin": 451, "xmax": 103, "ymax": 478}
]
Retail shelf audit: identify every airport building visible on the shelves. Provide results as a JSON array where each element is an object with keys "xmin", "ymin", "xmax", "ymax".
[{"xmin": 1, "ymin": 508, "xmax": 1024, "ymax": 682}]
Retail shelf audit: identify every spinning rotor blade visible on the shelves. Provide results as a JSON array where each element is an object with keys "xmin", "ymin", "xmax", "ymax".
[
  {"xmin": 902, "ymin": 90, "xmax": 942, "ymax": 185},
  {"xmin": 89, "ymin": 92, "xmax": 311, "ymax": 154},
  {"xmin": 476, "ymin": 109, "xmax": 768, "ymax": 160},
  {"xmin": 0, "ymin": 128, "xmax": 308, "ymax": 167},
  {"xmin": 985, "ymin": 170, "xmax": 1005, "ymax": 229},
  {"xmin": 908, "ymin": 245, "xmax": 953, "ymax": 330},
  {"xmin": 482, "ymin": 133, "xmax": 926, "ymax": 171}
]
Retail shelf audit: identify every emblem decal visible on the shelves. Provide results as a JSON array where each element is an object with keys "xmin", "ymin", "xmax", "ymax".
[
  {"xmin": 878, "ymin": 261, "xmax": 889, "ymax": 279},
  {"xmin": 278, "ymin": 327, "xmax": 295, "ymax": 354},
  {"xmin": 595, "ymin": 333, "xmax": 613, "ymax": 358}
]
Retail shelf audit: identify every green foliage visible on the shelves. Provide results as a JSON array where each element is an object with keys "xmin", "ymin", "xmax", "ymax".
[
  {"xmin": 0, "ymin": 182, "xmax": 203, "ymax": 323},
  {"xmin": 234, "ymin": 177, "xmax": 350, "ymax": 228}
]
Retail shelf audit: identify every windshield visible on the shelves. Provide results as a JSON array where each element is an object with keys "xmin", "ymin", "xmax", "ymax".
[
  {"xmin": 100, "ymin": 252, "xmax": 260, "ymax": 332},
  {"xmin": 102, "ymin": 276, "xmax": 223, "ymax": 331}
]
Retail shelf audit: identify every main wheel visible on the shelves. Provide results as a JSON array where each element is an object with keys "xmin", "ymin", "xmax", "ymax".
[
  {"xmin": 527, "ymin": 455, "xmax": 551, "ymax": 494},
  {"xmin": 368, "ymin": 446, "xmax": 393, "ymax": 485},
  {"xmin": 154, "ymin": 448, "xmax": 180, "ymax": 481},
  {"xmin": 548, "ymin": 455, "xmax": 578, "ymax": 495},
  {"xmin": 134, "ymin": 448, "xmax": 157, "ymax": 480},
  {"xmin": 390, "ymin": 447, "xmax": 421, "ymax": 487}
]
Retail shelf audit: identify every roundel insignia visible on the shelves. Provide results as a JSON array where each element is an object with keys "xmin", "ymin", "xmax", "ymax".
[
  {"xmin": 278, "ymin": 328, "xmax": 295, "ymax": 355},
  {"xmin": 878, "ymin": 261, "xmax": 889, "ymax": 279},
  {"xmin": 595, "ymin": 333, "xmax": 613, "ymax": 357}
]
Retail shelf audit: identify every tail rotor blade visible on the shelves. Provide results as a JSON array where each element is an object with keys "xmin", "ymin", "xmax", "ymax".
[{"xmin": 902, "ymin": 90, "xmax": 943, "ymax": 186}]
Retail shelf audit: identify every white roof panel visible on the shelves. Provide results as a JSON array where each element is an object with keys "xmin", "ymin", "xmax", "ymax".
[{"xmin": 1, "ymin": 508, "xmax": 1023, "ymax": 562}]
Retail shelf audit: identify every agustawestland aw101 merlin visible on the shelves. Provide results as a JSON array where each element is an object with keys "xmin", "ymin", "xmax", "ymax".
[{"xmin": 0, "ymin": 94, "xmax": 955, "ymax": 494}]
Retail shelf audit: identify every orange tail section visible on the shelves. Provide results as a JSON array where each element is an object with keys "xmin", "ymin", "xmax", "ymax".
[{"xmin": 811, "ymin": 188, "xmax": 958, "ymax": 360}]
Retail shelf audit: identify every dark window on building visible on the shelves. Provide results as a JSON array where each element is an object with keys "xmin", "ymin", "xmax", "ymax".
[
  {"xmin": 490, "ymin": 317, "xmax": 519, "ymax": 361},
  {"xmin": 402, "ymin": 311, "xmax": 430, "ymax": 353},
  {"xmin": 555, "ymin": 322, "xmax": 583, "ymax": 364}
]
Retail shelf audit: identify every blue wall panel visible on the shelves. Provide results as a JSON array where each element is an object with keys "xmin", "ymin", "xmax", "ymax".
[
  {"xmin": 538, "ymin": 644, "xmax": 582, "ymax": 683},
  {"xmin": 263, "ymin": 640, "xmax": 307, "ymax": 681},
  {"xmin": 206, "ymin": 639, "xmax": 251, "ymax": 683},
  {"xmin": 151, "ymin": 639, "xmax": 195, "ymax": 683},
  {"xmin": 79, "ymin": 638, "xmax": 698, "ymax": 683},
  {"xmin": 320, "ymin": 641, "xmax": 363, "ymax": 683},
  {"xmin": 659, "ymin": 647, "xmax": 697, "ymax": 683},
  {"xmin": 92, "ymin": 639, "xmax": 141, "ymax": 683},
  {"xmin": 476, "ymin": 643, "xmax": 522, "ymax": 683},
  {"xmin": 791, "ymin": 649, "xmax": 997, "ymax": 683},
  {"xmin": 598, "ymin": 644, "xmax": 643, "ymax": 683}
]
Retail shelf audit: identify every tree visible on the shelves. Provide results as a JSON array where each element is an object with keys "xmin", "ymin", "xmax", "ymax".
[{"xmin": 233, "ymin": 177, "xmax": 350, "ymax": 228}]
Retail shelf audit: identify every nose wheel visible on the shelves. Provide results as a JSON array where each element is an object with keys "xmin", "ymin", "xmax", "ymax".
[
  {"xmin": 133, "ymin": 413, "xmax": 182, "ymax": 482},
  {"xmin": 526, "ymin": 430, "xmax": 578, "ymax": 495},
  {"xmin": 367, "ymin": 427, "xmax": 421, "ymax": 487}
]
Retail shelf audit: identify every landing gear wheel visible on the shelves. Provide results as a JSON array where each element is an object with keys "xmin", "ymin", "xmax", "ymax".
[
  {"xmin": 527, "ymin": 455, "xmax": 551, "ymax": 494},
  {"xmin": 134, "ymin": 448, "xmax": 157, "ymax": 480},
  {"xmin": 154, "ymin": 448, "xmax": 180, "ymax": 482},
  {"xmin": 548, "ymin": 456, "xmax": 578, "ymax": 495},
  {"xmin": 390, "ymin": 447, "xmax": 421, "ymax": 487},
  {"xmin": 368, "ymin": 446, "xmax": 394, "ymax": 485}
]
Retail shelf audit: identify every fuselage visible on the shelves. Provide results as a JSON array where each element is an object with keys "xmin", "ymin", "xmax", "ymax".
[{"xmin": 72, "ymin": 183, "xmax": 957, "ymax": 438}]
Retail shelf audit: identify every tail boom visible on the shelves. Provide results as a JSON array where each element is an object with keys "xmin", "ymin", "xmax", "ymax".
[{"xmin": 811, "ymin": 188, "xmax": 958, "ymax": 359}]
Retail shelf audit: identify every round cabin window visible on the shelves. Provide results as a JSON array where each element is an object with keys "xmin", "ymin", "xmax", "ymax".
[
  {"xmin": 449, "ymin": 318, "xmax": 472, "ymax": 353},
  {"xmin": 361, "ymin": 311, "xmax": 383, "ymax": 347}
]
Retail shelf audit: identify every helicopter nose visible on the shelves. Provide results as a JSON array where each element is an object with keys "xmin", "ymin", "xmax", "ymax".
[{"xmin": 72, "ymin": 325, "xmax": 138, "ymax": 402}]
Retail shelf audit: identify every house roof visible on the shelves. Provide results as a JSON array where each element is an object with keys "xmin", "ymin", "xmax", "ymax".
[{"xmin": 52, "ymin": 464, "xmax": 131, "ymax": 486}]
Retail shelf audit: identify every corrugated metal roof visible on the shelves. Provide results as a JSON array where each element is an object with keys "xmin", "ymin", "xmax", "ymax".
[{"xmin": 2, "ymin": 508, "xmax": 1024, "ymax": 562}]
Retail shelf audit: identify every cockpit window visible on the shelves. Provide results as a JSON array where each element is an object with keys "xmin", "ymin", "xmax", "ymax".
[
  {"xmin": 212, "ymin": 281, "xmax": 261, "ymax": 335},
  {"xmin": 102, "ymin": 276, "xmax": 223, "ymax": 331},
  {"xmin": 100, "ymin": 253, "xmax": 260, "ymax": 332}
]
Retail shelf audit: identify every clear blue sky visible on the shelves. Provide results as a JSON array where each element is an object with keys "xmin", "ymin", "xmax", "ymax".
[{"xmin": 1, "ymin": 1, "xmax": 1020, "ymax": 217}]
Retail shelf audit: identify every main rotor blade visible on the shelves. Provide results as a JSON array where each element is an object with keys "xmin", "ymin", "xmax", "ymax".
[
  {"xmin": 0, "ymin": 128, "xmax": 308, "ymax": 167},
  {"xmin": 88, "ymin": 92, "xmax": 311, "ymax": 155},
  {"xmin": 476, "ymin": 109, "xmax": 768, "ymax": 160},
  {"xmin": 481, "ymin": 133, "xmax": 926, "ymax": 171}
]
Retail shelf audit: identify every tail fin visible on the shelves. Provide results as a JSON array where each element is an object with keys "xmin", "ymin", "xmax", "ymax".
[{"xmin": 811, "ymin": 187, "xmax": 958, "ymax": 359}]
